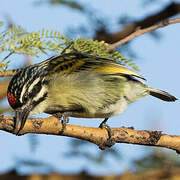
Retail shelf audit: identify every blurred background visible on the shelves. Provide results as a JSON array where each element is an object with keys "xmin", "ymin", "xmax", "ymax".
[{"xmin": 0, "ymin": 0, "xmax": 180, "ymax": 179}]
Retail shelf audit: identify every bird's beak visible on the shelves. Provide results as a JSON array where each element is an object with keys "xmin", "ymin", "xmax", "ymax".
[{"xmin": 15, "ymin": 107, "xmax": 30, "ymax": 134}]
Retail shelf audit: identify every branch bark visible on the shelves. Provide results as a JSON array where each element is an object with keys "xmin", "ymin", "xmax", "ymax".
[{"xmin": 1, "ymin": 115, "xmax": 180, "ymax": 153}]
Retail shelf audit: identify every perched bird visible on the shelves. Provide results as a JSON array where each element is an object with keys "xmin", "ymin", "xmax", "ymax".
[{"xmin": 7, "ymin": 51, "xmax": 177, "ymax": 135}]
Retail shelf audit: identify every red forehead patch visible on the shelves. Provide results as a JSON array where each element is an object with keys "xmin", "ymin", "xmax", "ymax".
[{"xmin": 7, "ymin": 92, "xmax": 17, "ymax": 108}]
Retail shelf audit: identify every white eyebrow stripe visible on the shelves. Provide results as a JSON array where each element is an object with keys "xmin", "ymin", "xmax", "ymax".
[
  {"xmin": 28, "ymin": 77, "xmax": 41, "ymax": 93},
  {"xmin": 20, "ymin": 77, "xmax": 41, "ymax": 103},
  {"xmin": 20, "ymin": 82, "xmax": 28, "ymax": 103}
]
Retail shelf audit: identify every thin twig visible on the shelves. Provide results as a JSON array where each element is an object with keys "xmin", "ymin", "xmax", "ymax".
[
  {"xmin": 108, "ymin": 18, "xmax": 180, "ymax": 51},
  {"xmin": 0, "ymin": 68, "xmax": 23, "ymax": 77},
  {"xmin": 2, "ymin": 51, "xmax": 14, "ymax": 62},
  {"xmin": 96, "ymin": 2, "xmax": 180, "ymax": 43}
]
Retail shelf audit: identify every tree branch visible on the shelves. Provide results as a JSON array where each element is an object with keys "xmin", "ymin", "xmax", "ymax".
[
  {"xmin": 108, "ymin": 17, "xmax": 180, "ymax": 51},
  {"xmin": 1, "ymin": 115, "xmax": 180, "ymax": 153},
  {"xmin": 0, "ymin": 68, "xmax": 22, "ymax": 77},
  {"xmin": 0, "ymin": 80, "xmax": 9, "ymax": 100},
  {"xmin": 96, "ymin": 2, "xmax": 180, "ymax": 43}
]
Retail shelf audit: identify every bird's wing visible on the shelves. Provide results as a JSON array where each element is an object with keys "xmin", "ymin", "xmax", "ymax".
[{"xmin": 47, "ymin": 52, "xmax": 145, "ymax": 80}]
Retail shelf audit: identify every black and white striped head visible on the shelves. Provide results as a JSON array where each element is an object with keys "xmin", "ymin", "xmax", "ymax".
[{"xmin": 7, "ymin": 65, "xmax": 49, "ymax": 133}]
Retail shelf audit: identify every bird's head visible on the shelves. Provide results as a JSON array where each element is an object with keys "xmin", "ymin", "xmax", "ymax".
[{"xmin": 7, "ymin": 65, "xmax": 48, "ymax": 134}]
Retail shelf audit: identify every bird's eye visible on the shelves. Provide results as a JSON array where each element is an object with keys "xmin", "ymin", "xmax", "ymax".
[
  {"xmin": 31, "ymin": 82, "xmax": 41, "ymax": 96},
  {"xmin": 23, "ymin": 93, "xmax": 28, "ymax": 102},
  {"xmin": 33, "ymin": 84, "xmax": 41, "ymax": 94}
]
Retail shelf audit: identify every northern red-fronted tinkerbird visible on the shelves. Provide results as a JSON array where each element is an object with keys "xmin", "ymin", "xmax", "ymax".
[{"xmin": 7, "ymin": 52, "xmax": 177, "ymax": 140}]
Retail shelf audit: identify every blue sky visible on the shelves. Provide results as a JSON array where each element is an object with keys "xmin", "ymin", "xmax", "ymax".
[{"xmin": 0, "ymin": 0, "xmax": 179, "ymax": 175}]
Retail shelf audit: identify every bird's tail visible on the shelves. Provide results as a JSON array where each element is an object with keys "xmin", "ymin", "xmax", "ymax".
[{"xmin": 148, "ymin": 87, "xmax": 177, "ymax": 102}]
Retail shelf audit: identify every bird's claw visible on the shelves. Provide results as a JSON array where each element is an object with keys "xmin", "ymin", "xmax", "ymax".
[
  {"xmin": 53, "ymin": 112, "xmax": 71, "ymax": 134},
  {"xmin": 99, "ymin": 122, "xmax": 112, "ymax": 139},
  {"xmin": 99, "ymin": 118, "xmax": 115, "ymax": 150},
  {"xmin": 60, "ymin": 114, "xmax": 69, "ymax": 133}
]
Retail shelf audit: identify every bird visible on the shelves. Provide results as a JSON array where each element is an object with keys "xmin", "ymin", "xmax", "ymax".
[{"xmin": 7, "ymin": 51, "xmax": 177, "ymax": 136}]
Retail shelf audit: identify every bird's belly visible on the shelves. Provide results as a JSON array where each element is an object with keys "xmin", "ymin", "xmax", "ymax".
[{"xmin": 70, "ymin": 98, "xmax": 129, "ymax": 118}]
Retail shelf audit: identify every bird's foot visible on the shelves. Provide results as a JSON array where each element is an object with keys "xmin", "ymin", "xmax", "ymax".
[
  {"xmin": 99, "ymin": 120, "xmax": 112, "ymax": 139},
  {"xmin": 53, "ymin": 112, "xmax": 63, "ymax": 119},
  {"xmin": 60, "ymin": 114, "xmax": 70, "ymax": 134},
  {"xmin": 99, "ymin": 118, "xmax": 115, "ymax": 150},
  {"xmin": 53, "ymin": 112, "xmax": 71, "ymax": 134}
]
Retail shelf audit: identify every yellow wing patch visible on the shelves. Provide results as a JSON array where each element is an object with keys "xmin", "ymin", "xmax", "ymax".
[{"xmin": 92, "ymin": 63, "xmax": 145, "ymax": 80}]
